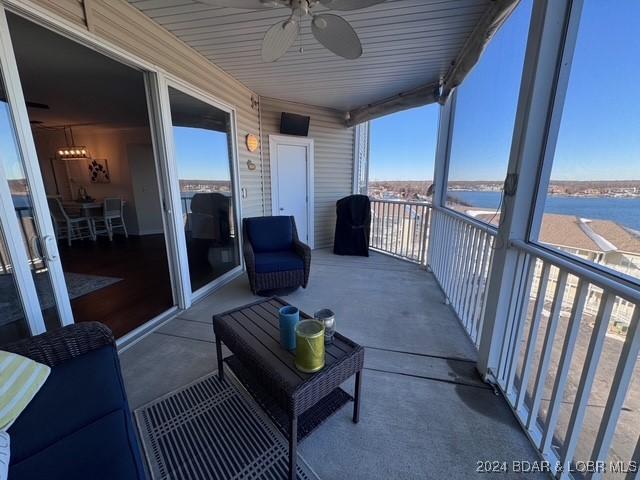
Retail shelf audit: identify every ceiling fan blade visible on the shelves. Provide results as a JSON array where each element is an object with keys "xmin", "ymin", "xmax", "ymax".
[
  {"xmin": 197, "ymin": 0, "xmax": 287, "ymax": 9},
  {"xmin": 262, "ymin": 19, "xmax": 299, "ymax": 62},
  {"xmin": 311, "ymin": 14, "xmax": 362, "ymax": 59},
  {"xmin": 26, "ymin": 101, "xmax": 50, "ymax": 110},
  {"xmin": 319, "ymin": 0, "xmax": 385, "ymax": 11}
]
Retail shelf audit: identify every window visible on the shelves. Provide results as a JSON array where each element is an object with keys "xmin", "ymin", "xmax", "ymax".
[
  {"xmin": 532, "ymin": 1, "xmax": 640, "ymax": 284},
  {"xmin": 368, "ymin": 104, "xmax": 438, "ymax": 202},
  {"xmin": 445, "ymin": 0, "xmax": 533, "ymax": 224}
]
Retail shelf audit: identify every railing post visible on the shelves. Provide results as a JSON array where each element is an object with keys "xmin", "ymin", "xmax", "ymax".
[
  {"xmin": 476, "ymin": 0, "xmax": 578, "ymax": 379},
  {"xmin": 353, "ymin": 122, "xmax": 370, "ymax": 195},
  {"xmin": 432, "ymin": 94, "xmax": 454, "ymax": 211},
  {"xmin": 426, "ymin": 93, "xmax": 455, "ymax": 268}
]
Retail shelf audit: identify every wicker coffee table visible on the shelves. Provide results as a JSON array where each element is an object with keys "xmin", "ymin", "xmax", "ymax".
[{"xmin": 212, "ymin": 297, "xmax": 364, "ymax": 480}]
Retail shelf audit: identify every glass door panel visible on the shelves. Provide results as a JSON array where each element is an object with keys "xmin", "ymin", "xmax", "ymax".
[
  {"xmin": 167, "ymin": 87, "xmax": 240, "ymax": 293},
  {"xmin": 0, "ymin": 223, "xmax": 31, "ymax": 343},
  {"xmin": 0, "ymin": 47, "xmax": 69, "ymax": 338}
]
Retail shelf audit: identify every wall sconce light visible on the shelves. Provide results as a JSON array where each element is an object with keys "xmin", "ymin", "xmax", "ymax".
[{"xmin": 246, "ymin": 133, "xmax": 260, "ymax": 153}]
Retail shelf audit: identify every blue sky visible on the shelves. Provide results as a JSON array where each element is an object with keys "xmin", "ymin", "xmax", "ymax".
[
  {"xmin": 550, "ymin": 0, "xmax": 640, "ymax": 181},
  {"xmin": 173, "ymin": 126, "xmax": 231, "ymax": 181},
  {"xmin": 369, "ymin": 105, "xmax": 439, "ymax": 181},
  {"xmin": 446, "ymin": 0, "xmax": 532, "ymax": 182},
  {"xmin": 371, "ymin": 0, "xmax": 639, "ymax": 182}
]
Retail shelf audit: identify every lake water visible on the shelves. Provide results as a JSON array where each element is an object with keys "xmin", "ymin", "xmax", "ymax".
[{"xmin": 449, "ymin": 191, "xmax": 640, "ymax": 231}]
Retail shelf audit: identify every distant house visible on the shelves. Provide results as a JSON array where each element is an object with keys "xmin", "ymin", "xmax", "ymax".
[{"xmin": 458, "ymin": 208, "xmax": 640, "ymax": 331}]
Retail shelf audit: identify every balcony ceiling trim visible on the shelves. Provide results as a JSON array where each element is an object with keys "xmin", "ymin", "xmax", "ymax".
[{"xmin": 344, "ymin": 0, "xmax": 518, "ymax": 126}]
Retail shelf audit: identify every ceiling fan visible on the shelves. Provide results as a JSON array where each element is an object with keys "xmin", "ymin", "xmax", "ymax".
[{"xmin": 197, "ymin": 0, "xmax": 386, "ymax": 62}]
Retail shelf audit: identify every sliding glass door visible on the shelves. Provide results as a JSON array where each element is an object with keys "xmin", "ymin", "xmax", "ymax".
[
  {"xmin": 0, "ymin": 10, "xmax": 176, "ymax": 339},
  {"xmin": 0, "ymin": 7, "xmax": 73, "ymax": 343},
  {"xmin": 166, "ymin": 86, "xmax": 241, "ymax": 294},
  {"xmin": 0, "ymin": 5, "xmax": 244, "ymax": 342}
]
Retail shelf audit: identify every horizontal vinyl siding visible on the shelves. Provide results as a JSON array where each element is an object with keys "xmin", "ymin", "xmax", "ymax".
[
  {"xmin": 28, "ymin": 0, "xmax": 86, "ymax": 27},
  {"xmin": 23, "ymin": 0, "xmax": 264, "ymax": 218},
  {"xmin": 260, "ymin": 98, "xmax": 354, "ymax": 249}
]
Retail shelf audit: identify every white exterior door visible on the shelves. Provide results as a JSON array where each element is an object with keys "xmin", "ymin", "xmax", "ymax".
[{"xmin": 269, "ymin": 135, "xmax": 314, "ymax": 247}]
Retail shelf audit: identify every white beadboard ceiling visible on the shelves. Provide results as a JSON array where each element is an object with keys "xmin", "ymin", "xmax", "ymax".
[{"xmin": 128, "ymin": 0, "xmax": 491, "ymax": 111}]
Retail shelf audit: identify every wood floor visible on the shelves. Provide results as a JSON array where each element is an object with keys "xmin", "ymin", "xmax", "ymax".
[{"xmin": 53, "ymin": 234, "xmax": 174, "ymax": 338}]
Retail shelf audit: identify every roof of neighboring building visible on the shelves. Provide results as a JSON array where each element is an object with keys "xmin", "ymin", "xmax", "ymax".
[
  {"xmin": 539, "ymin": 214, "xmax": 602, "ymax": 252},
  {"xmin": 455, "ymin": 206, "xmax": 640, "ymax": 255},
  {"xmin": 589, "ymin": 220, "xmax": 640, "ymax": 255}
]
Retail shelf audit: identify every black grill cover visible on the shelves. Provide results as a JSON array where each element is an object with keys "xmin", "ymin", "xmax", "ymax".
[{"xmin": 333, "ymin": 195, "xmax": 371, "ymax": 256}]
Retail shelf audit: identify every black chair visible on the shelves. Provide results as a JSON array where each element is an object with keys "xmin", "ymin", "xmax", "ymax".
[
  {"xmin": 242, "ymin": 216, "xmax": 311, "ymax": 294},
  {"xmin": 333, "ymin": 195, "xmax": 371, "ymax": 256}
]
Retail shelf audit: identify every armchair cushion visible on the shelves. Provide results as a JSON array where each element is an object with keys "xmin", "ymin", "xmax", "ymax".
[
  {"xmin": 245, "ymin": 216, "xmax": 293, "ymax": 253},
  {"xmin": 10, "ymin": 409, "xmax": 141, "ymax": 480},
  {"xmin": 254, "ymin": 251, "xmax": 304, "ymax": 273},
  {"xmin": 8, "ymin": 345, "xmax": 127, "ymax": 465}
]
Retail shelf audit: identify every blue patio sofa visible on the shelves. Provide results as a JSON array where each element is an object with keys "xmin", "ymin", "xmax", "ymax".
[{"xmin": 2, "ymin": 322, "xmax": 146, "ymax": 480}]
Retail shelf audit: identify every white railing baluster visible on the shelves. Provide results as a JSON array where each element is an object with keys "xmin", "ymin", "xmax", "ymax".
[
  {"xmin": 560, "ymin": 293, "xmax": 616, "ymax": 479},
  {"xmin": 589, "ymin": 307, "xmax": 640, "ymax": 480},
  {"xmin": 420, "ymin": 207, "xmax": 498, "ymax": 348},
  {"xmin": 471, "ymin": 233, "xmax": 491, "ymax": 344},
  {"xmin": 540, "ymin": 278, "xmax": 589, "ymax": 456},
  {"xmin": 458, "ymin": 226, "xmax": 476, "ymax": 324},
  {"xmin": 528, "ymin": 270, "xmax": 569, "ymax": 430},
  {"xmin": 368, "ymin": 200, "xmax": 433, "ymax": 264},
  {"xmin": 463, "ymin": 228, "xmax": 482, "ymax": 328},
  {"xmin": 445, "ymin": 218, "xmax": 460, "ymax": 300},
  {"xmin": 475, "ymin": 236, "xmax": 494, "ymax": 345},
  {"xmin": 430, "ymin": 211, "xmax": 440, "ymax": 274},
  {"xmin": 516, "ymin": 262, "xmax": 551, "ymax": 412},
  {"xmin": 452, "ymin": 221, "xmax": 468, "ymax": 309},
  {"xmin": 454, "ymin": 224, "xmax": 472, "ymax": 317},
  {"xmin": 498, "ymin": 251, "xmax": 528, "ymax": 385},
  {"xmin": 506, "ymin": 257, "xmax": 536, "ymax": 397}
]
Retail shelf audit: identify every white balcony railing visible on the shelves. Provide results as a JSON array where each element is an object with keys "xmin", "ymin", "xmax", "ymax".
[
  {"xmin": 428, "ymin": 208, "xmax": 496, "ymax": 349},
  {"xmin": 494, "ymin": 241, "xmax": 640, "ymax": 477},
  {"xmin": 369, "ymin": 199, "xmax": 431, "ymax": 264}
]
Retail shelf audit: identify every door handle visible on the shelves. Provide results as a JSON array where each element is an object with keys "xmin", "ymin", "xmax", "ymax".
[
  {"xmin": 42, "ymin": 235, "xmax": 59, "ymax": 262},
  {"xmin": 279, "ymin": 208, "xmax": 284, "ymax": 211}
]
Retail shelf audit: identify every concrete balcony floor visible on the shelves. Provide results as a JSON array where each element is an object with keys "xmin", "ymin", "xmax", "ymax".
[{"xmin": 120, "ymin": 249, "xmax": 546, "ymax": 479}]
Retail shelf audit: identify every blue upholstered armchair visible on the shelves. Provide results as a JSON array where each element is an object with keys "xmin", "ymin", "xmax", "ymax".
[{"xmin": 242, "ymin": 216, "xmax": 311, "ymax": 294}]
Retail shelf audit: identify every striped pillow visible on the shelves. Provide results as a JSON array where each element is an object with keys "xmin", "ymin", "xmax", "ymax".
[
  {"xmin": 0, "ymin": 431, "xmax": 8, "ymax": 480},
  {"xmin": 0, "ymin": 351, "xmax": 50, "ymax": 431}
]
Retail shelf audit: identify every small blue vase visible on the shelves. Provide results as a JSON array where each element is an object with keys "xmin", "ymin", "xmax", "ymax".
[{"xmin": 279, "ymin": 306, "xmax": 299, "ymax": 351}]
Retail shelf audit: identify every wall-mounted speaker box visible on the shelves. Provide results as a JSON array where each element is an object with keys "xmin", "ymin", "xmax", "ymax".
[{"xmin": 280, "ymin": 112, "xmax": 310, "ymax": 136}]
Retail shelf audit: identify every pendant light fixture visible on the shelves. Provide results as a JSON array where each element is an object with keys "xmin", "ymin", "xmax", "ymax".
[{"xmin": 56, "ymin": 126, "xmax": 91, "ymax": 160}]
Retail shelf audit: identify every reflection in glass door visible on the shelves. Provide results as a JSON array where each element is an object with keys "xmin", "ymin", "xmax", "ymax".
[
  {"xmin": 0, "ymin": 14, "xmax": 71, "ymax": 342},
  {"xmin": 0, "ymin": 222, "xmax": 33, "ymax": 343},
  {"xmin": 167, "ymin": 87, "xmax": 241, "ymax": 293}
]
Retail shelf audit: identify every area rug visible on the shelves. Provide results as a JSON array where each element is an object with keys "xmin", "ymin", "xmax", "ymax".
[
  {"xmin": 0, "ymin": 272, "xmax": 122, "ymax": 324},
  {"xmin": 134, "ymin": 370, "xmax": 320, "ymax": 480}
]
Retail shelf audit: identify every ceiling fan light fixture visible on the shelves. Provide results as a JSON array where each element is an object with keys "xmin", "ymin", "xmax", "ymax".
[{"xmin": 312, "ymin": 16, "xmax": 327, "ymax": 29}]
